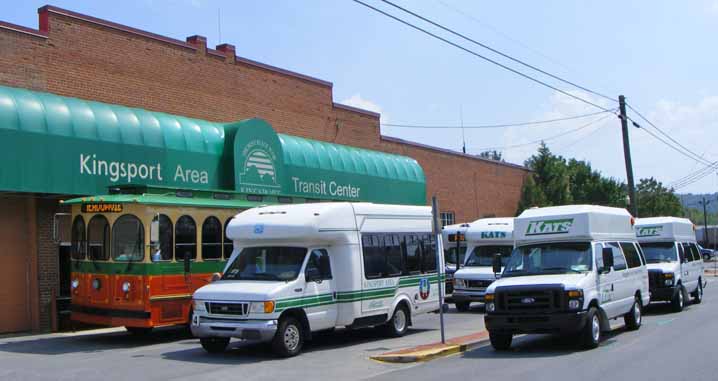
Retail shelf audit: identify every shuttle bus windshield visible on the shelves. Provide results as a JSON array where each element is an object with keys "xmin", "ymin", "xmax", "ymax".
[{"xmin": 222, "ymin": 247, "xmax": 307, "ymax": 281}]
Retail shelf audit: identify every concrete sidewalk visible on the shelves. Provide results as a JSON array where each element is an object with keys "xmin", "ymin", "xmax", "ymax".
[{"xmin": 370, "ymin": 331, "xmax": 490, "ymax": 363}]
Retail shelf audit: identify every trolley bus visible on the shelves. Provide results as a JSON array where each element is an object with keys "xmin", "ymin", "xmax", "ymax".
[{"xmin": 63, "ymin": 184, "xmax": 283, "ymax": 333}]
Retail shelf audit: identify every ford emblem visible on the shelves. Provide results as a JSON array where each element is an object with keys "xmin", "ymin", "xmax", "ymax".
[{"xmin": 521, "ymin": 297, "xmax": 535, "ymax": 304}]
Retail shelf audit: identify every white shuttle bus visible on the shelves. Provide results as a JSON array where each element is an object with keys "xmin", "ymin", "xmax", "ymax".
[
  {"xmin": 191, "ymin": 203, "xmax": 442, "ymax": 357},
  {"xmin": 484, "ymin": 205, "xmax": 649, "ymax": 350},
  {"xmin": 635, "ymin": 217, "xmax": 704, "ymax": 311},
  {"xmin": 452, "ymin": 218, "xmax": 514, "ymax": 311},
  {"xmin": 441, "ymin": 222, "xmax": 470, "ymax": 299}
]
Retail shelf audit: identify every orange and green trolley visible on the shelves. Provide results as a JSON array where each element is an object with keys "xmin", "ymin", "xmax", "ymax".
[{"xmin": 63, "ymin": 185, "xmax": 275, "ymax": 333}]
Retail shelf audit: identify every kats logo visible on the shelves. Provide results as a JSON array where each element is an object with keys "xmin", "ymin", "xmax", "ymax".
[
  {"xmin": 637, "ymin": 225, "xmax": 663, "ymax": 237},
  {"xmin": 525, "ymin": 218, "xmax": 574, "ymax": 235}
]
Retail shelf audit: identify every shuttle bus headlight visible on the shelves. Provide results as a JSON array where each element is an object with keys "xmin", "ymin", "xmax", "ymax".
[
  {"xmin": 121, "ymin": 281, "xmax": 131, "ymax": 293},
  {"xmin": 454, "ymin": 278, "xmax": 466, "ymax": 289},
  {"xmin": 193, "ymin": 300, "xmax": 206, "ymax": 312},
  {"xmin": 250, "ymin": 301, "xmax": 276, "ymax": 314},
  {"xmin": 485, "ymin": 293, "xmax": 495, "ymax": 312}
]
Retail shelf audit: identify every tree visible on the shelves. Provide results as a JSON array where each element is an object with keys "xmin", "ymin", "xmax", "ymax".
[
  {"xmin": 635, "ymin": 177, "xmax": 683, "ymax": 217},
  {"xmin": 479, "ymin": 150, "xmax": 504, "ymax": 162}
]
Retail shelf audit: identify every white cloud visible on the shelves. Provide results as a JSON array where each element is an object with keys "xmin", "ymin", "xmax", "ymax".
[
  {"xmin": 339, "ymin": 93, "xmax": 389, "ymax": 123},
  {"xmin": 501, "ymin": 90, "xmax": 718, "ymax": 194}
]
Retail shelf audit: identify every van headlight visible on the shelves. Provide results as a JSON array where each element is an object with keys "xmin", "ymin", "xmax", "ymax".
[
  {"xmin": 566, "ymin": 289, "xmax": 583, "ymax": 310},
  {"xmin": 454, "ymin": 278, "xmax": 466, "ymax": 288},
  {"xmin": 193, "ymin": 300, "xmax": 206, "ymax": 312},
  {"xmin": 486, "ymin": 302, "xmax": 495, "ymax": 312},
  {"xmin": 249, "ymin": 301, "xmax": 275, "ymax": 314},
  {"xmin": 663, "ymin": 273, "xmax": 674, "ymax": 286}
]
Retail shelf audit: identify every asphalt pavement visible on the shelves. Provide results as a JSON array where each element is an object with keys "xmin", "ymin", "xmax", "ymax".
[{"xmin": 370, "ymin": 283, "xmax": 718, "ymax": 381}]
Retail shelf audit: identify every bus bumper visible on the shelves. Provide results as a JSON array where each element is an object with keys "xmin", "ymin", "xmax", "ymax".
[
  {"xmin": 191, "ymin": 314, "xmax": 278, "ymax": 342},
  {"xmin": 452, "ymin": 289, "xmax": 486, "ymax": 303}
]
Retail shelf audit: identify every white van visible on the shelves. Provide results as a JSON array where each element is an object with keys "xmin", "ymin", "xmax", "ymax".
[
  {"xmin": 441, "ymin": 223, "xmax": 470, "ymax": 299},
  {"xmin": 190, "ymin": 203, "xmax": 442, "ymax": 356},
  {"xmin": 451, "ymin": 218, "xmax": 514, "ymax": 311},
  {"xmin": 636, "ymin": 217, "xmax": 704, "ymax": 311},
  {"xmin": 484, "ymin": 205, "xmax": 649, "ymax": 350}
]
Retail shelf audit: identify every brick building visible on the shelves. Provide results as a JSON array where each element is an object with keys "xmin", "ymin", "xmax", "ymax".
[{"xmin": 0, "ymin": 5, "xmax": 528, "ymax": 333}]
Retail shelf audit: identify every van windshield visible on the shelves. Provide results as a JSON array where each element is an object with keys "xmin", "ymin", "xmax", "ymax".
[
  {"xmin": 641, "ymin": 242, "xmax": 677, "ymax": 263},
  {"xmin": 464, "ymin": 245, "xmax": 512, "ymax": 267},
  {"xmin": 222, "ymin": 247, "xmax": 307, "ymax": 281},
  {"xmin": 503, "ymin": 242, "xmax": 592, "ymax": 277}
]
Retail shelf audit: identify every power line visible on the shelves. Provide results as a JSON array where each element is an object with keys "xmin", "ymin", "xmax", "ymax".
[
  {"xmin": 671, "ymin": 161, "xmax": 718, "ymax": 190},
  {"xmin": 468, "ymin": 113, "xmax": 614, "ymax": 152},
  {"xmin": 382, "ymin": 109, "xmax": 613, "ymax": 129},
  {"xmin": 350, "ymin": 0, "xmax": 613, "ymax": 112},
  {"xmin": 378, "ymin": 0, "xmax": 617, "ymax": 104},
  {"xmin": 626, "ymin": 102, "xmax": 712, "ymax": 166}
]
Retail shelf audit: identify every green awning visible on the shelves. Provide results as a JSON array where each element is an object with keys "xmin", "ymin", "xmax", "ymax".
[{"xmin": 0, "ymin": 85, "xmax": 426, "ymax": 205}]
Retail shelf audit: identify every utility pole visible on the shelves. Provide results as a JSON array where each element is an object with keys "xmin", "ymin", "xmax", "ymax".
[
  {"xmin": 699, "ymin": 197, "xmax": 711, "ymax": 247},
  {"xmin": 619, "ymin": 95, "xmax": 638, "ymax": 217}
]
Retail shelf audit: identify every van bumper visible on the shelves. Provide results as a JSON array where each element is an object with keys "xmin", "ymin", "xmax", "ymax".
[
  {"xmin": 191, "ymin": 314, "xmax": 278, "ymax": 342},
  {"xmin": 485, "ymin": 311, "xmax": 588, "ymax": 335},
  {"xmin": 451, "ymin": 289, "xmax": 485, "ymax": 303}
]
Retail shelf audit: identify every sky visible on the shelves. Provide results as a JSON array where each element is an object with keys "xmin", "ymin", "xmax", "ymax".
[{"xmin": 3, "ymin": 0, "xmax": 717, "ymax": 194}]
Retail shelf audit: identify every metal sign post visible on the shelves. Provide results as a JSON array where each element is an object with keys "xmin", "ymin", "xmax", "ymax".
[{"xmin": 431, "ymin": 195, "xmax": 446, "ymax": 344}]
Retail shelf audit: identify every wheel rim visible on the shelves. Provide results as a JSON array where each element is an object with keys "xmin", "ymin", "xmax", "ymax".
[
  {"xmin": 591, "ymin": 315, "xmax": 600, "ymax": 343},
  {"xmin": 393, "ymin": 309, "xmax": 406, "ymax": 332},
  {"xmin": 284, "ymin": 324, "xmax": 300, "ymax": 352},
  {"xmin": 698, "ymin": 284, "xmax": 703, "ymax": 300},
  {"xmin": 634, "ymin": 301, "xmax": 641, "ymax": 324}
]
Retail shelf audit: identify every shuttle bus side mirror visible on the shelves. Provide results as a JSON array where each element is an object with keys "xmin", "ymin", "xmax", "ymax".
[
  {"xmin": 601, "ymin": 247, "xmax": 614, "ymax": 273},
  {"xmin": 492, "ymin": 254, "xmax": 502, "ymax": 275}
]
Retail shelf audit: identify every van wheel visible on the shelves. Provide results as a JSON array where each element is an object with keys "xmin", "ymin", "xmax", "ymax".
[
  {"xmin": 200, "ymin": 337, "xmax": 229, "ymax": 353},
  {"xmin": 581, "ymin": 307, "xmax": 601, "ymax": 349},
  {"xmin": 624, "ymin": 297, "xmax": 642, "ymax": 331},
  {"xmin": 671, "ymin": 285, "xmax": 685, "ymax": 312},
  {"xmin": 693, "ymin": 281, "xmax": 703, "ymax": 304},
  {"xmin": 383, "ymin": 304, "xmax": 409, "ymax": 337},
  {"xmin": 489, "ymin": 332, "xmax": 512, "ymax": 350},
  {"xmin": 125, "ymin": 326, "xmax": 152, "ymax": 336},
  {"xmin": 455, "ymin": 302, "xmax": 471, "ymax": 312},
  {"xmin": 272, "ymin": 316, "xmax": 303, "ymax": 357}
]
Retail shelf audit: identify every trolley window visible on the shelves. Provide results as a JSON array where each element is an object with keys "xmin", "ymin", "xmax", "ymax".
[
  {"xmin": 150, "ymin": 214, "xmax": 173, "ymax": 261},
  {"xmin": 70, "ymin": 215, "xmax": 86, "ymax": 260},
  {"xmin": 87, "ymin": 215, "xmax": 110, "ymax": 261},
  {"xmin": 223, "ymin": 217, "xmax": 234, "ymax": 259},
  {"xmin": 202, "ymin": 216, "xmax": 222, "ymax": 260},
  {"xmin": 175, "ymin": 215, "xmax": 197, "ymax": 261},
  {"xmin": 112, "ymin": 215, "xmax": 145, "ymax": 262}
]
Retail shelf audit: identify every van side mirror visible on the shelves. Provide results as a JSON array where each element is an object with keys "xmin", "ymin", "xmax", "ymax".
[
  {"xmin": 601, "ymin": 247, "xmax": 614, "ymax": 273},
  {"xmin": 492, "ymin": 254, "xmax": 502, "ymax": 275}
]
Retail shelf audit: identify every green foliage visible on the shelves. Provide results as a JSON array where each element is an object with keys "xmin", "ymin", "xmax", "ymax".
[
  {"xmin": 517, "ymin": 143, "xmax": 627, "ymax": 215},
  {"xmin": 635, "ymin": 177, "xmax": 683, "ymax": 217}
]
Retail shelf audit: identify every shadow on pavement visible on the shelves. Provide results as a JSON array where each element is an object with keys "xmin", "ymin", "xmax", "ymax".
[
  {"xmin": 0, "ymin": 327, "xmax": 193, "ymax": 355},
  {"xmin": 462, "ymin": 328, "xmax": 626, "ymax": 359},
  {"xmin": 643, "ymin": 301, "xmax": 695, "ymax": 316},
  {"xmin": 161, "ymin": 326, "xmax": 433, "ymax": 364}
]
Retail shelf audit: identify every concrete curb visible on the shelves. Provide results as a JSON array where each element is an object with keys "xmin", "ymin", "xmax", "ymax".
[{"xmin": 370, "ymin": 331, "xmax": 490, "ymax": 363}]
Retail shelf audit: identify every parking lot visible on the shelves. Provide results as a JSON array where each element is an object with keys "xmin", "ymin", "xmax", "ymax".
[{"xmin": 2, "ymin": 280, "xmax": 718, "ymax": 381}]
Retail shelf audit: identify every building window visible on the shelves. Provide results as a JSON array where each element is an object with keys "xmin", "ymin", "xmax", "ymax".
[
  {"xmin": 70, "ymin": 216, "xmax": 86, "ymax": 260},
  {"xmin": 440, "ymin": 212, "xmax": 455, "ymax": 227}
]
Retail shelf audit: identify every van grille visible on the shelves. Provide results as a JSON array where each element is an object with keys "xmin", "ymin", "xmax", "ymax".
[
  {"xmin": 466, "ymin": 280, "xmax": 493, "ymax": 289},
  {"xmin": 648, "ymin": 270, "xmax": 662, "ymax": 289},
  {"xmin": 496, "ymin": 285, "xmax": 563, "ymax": 313},
  {"xmin": 207, "ymin": 302, "xmax": 249, "ymax": 316}
]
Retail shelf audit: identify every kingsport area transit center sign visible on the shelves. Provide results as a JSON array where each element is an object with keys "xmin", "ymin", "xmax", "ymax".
[{"xmin": 0, "ymin": 85, "xmax": 426, "ymax": 204}]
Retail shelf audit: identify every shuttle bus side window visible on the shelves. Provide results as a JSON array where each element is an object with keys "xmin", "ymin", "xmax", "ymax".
[
  {"xmin": 620, "ymin": 242, "xmax": 642, "ymax": 268},
  {"xmin": 223, "ymin": 217, "xmax": 234, "ymax": 259},
  {"xmin": 201, "ymin": 216, "xmax": 222, "ymax": 260},
  {"xmin": 607, "ymin": 242, "xmax": 627, "ymax": 271},
  {"xmin": 88, "ymin": 215, "xmax": 110, "ymax": 261},
  {"xmin": 385, "ymin": 235, "xmax": 403, "ymax": 277},
  {"xmin": 362, "ymin": 234, "xmax": 384, "ymax": 279},
  {"xmin": 403, "ymin": 234, "xmax": 421, "ymax": 275},
  {"xmin": 420, "ymin": 234, "xmax": 438, "ymax": 273},
  {"xmin": 306, "ymin": 249, "xmax": 332, "ymax": 280},
  {"xmin": 677, "ymin": 243, "xmax": 687, "ymax": 263},
  {"xmin": 70, "ymin": 216, "xmax": 86, "ymax": 260},
  {"xmin": 175, "ymin": 215, "xmax": 197, "ymax": 261}
]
